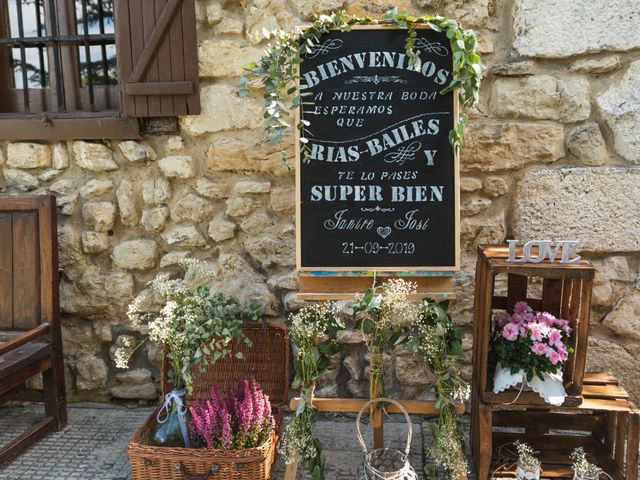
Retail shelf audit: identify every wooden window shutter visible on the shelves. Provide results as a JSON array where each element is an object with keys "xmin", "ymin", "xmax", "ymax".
[{"xmin": 115, "ymin": 0, "xmax": 200, "ymax": 117}]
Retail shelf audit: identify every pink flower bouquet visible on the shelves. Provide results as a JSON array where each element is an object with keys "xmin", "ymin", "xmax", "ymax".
[
  {"xmin": 189, "ymin": 378, "xmax": 275, "ymax": 450},
  {"xmin": 491, "ymin": 301, "xmax": 573, "ymax": 405}
]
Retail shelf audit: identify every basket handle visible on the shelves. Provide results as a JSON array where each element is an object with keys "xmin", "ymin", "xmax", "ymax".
[
  {"xmin": 355, "ymin": 397, "xmax": 412, "ymax": 457},
  {"xmin": 176, "ymin": 462, "xmax": 218, "ymax": 480}
]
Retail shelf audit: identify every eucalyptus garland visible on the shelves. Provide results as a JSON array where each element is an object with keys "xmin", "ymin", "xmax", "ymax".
[
  {"xmin": 278, "ymin": 303, "xmax": 344, "ymax": 480},
  {"xmin": 406, "ymin": 299, "xmax": 470, "ymax": 479},
  {"xmin": 242, "ymin": 8, "xmax": 483, "ymax": 164}
]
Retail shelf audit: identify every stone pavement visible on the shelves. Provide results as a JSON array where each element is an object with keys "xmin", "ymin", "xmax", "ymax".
[{"xmin": 0, "ymin": 404, "xmax": 482, "ymax": 480}]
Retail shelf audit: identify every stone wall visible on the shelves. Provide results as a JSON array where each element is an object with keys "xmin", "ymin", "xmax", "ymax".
[{"xmin": 1, "ymin": 0, "xmax": 639, "ymax": 403}]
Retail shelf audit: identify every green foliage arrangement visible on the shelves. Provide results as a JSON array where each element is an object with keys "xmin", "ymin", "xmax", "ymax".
[
  {"xmin": 352, "ymin": 278, "xmax": 418, "ymax": 399},
  {"xmin": 242, "ymin": 8, "xmax": 484, "ymax": 163},
  {"xmin": 406, "ymin": 299, "xmax": 470, "ymax": 479},
  {"xmin": 570, "ymin": 447, "xmax": 602, "ymax": 479},
  {"xmin": 278, "ymin": 303, "xmax": 345, "ymax": 480},
  {"xmin": 115, "ymin": 259, "xmax": 261, "ymax": 394}
]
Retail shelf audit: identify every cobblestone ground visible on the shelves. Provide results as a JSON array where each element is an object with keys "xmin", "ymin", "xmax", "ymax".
[{"xmin": 0, "ymin": 404, "xmax": 571, "ymax": 480}]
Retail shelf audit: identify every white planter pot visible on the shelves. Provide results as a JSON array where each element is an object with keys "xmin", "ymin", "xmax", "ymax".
[{"xmin": 493, "ymin": 362, "xmax": 567, "ymax": 406}]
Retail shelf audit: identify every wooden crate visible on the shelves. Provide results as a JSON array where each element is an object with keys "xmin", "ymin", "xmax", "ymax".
[
  {"xmin": 472, "ymin": 372, "xmax": 640, "ymax": 480},
  {"xmin": 472, "ymin": 245, "xmax": 595, "ymax": 406}
]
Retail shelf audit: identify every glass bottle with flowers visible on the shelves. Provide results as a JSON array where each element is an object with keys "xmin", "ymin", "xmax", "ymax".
[
  {"xmin": 352, "ymin": 278, "xmax": 419, "ymax": 399},
  {"xmin": 491, "ymin": 301, "xmax": 573, "ymax": 406},
  {"xmin": 570, "ymin": 447, "xmax": 604, "ymax": 480},
  {"xmin": 515, "ymin": 441, "xmax": 541, "ymax": 480},
  {"xmin": 114, "ymin": 259, "xmax": 261, "ymax": 447}
]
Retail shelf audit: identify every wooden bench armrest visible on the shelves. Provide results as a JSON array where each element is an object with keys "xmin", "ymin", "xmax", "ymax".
[{"xmin": 0, "ymin": 324, "xmax": 50, "ymax": 356}]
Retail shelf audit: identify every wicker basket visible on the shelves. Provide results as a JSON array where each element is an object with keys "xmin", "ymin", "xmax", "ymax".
[{"xmin": 128, "ymin": 323, "xmax": 290, "ymax": 480}]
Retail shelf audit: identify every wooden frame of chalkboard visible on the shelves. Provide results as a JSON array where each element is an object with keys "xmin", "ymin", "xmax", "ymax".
[{"xmin": 295, "ymin": 24, "xmax": 460, "ymax": 279}]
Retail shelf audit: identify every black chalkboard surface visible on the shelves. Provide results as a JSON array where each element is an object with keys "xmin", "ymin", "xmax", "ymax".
[{"xmin": 297, "ymin": 26, "xmax": 458, "ymax": 270}]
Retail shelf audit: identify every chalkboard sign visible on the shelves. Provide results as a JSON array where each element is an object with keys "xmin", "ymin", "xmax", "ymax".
[{"xmin": 296, "ymin": 26, "xmax": 459, "ymax": 271}]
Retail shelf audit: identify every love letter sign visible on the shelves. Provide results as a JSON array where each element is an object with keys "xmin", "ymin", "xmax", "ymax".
[{"xmin": 506, "ymin": 240, "xmax": 581, "ymax": 264}]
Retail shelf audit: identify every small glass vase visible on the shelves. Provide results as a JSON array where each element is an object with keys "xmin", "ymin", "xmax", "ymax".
[
  {"xmin": 516, "ymin": 463, "xmax": 541, "ymax": 480},
  {"xmin": 151, "ymin": 388, "xmax": 191, "ymax": 447},
  {"xmin": 573, "ymin": 473, "xmax": 600, "ymax": 480}
]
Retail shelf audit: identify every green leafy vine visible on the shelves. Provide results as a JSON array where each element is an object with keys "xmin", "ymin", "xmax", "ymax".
[
  {"xmin": 242, "ymin": 9, "xmax": 484, "ymax": 164},
  {"xmin": 278, "ymin": 303, "xmax": 344, "ymax": 480}
]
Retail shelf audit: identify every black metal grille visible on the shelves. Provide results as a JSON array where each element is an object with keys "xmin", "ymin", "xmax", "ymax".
[{"xmin": 0, "ymin": 0, "xmax": 116, "ymax": 114}]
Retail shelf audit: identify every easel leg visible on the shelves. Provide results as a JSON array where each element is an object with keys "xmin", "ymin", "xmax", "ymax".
[
  {"xmin": 283, "ymin": 451, "xmax": 300, "ymax": 480},
  {"xmin": 372, "ymin": 406, "xmax": 384, "ymax": 450}
]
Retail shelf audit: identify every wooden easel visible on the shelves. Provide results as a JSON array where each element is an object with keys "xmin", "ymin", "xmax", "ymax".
[{"xmin": 283, "ymin": 385, "xmax": 466, "ymax": 480}]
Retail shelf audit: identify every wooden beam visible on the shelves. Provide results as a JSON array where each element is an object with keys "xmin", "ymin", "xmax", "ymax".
[
  {"xmin": 289, "ymin": 397, "xmax": 465, "ymax": 415},
  {"xmin": 0, "ymin": 117, "xmax": 140, "ymax": 140}
]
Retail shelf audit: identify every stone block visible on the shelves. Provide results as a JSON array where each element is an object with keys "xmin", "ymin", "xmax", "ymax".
[
  {"xmin": 490, "ymin": 75, "xmax": 590, "ymax": 122},
  {"xmin": 461, "ymin": 197, "xmax": 492, "ymax": 216},
  {"xmin": 160, "ymin": 251, "xmax": 190, "ymax": 268},
  {"xmin": 80, "ymin": 179, "xmax": 114, "ymax": 199},
  {"xmin": 52, "ymin": 143, "xmax": 70, "ymax": 169},
  {"xmin": 513, "ymin": 168, "xmax": 640, "ymax": 252},
  {"xmin": 199, "ymin": 39, "xmax": 263, "ymax": 78},
  {"xmin": 73, "ymin": 141, "xmax": 118, "ymax": 172},
  {"xmin": 3, "ymin": 169, "xmax": 39, "ymax": 191},
  {"xmin": 596, "ymin": 60, "xmax": 640, "ymax": 163},
  {"xmin": 162, "ymin": 225, "xmax": 208, "ymax": 248},
  {"xmin": 118, "ymin": 140, "xmax": 157, "ymax": 162},
  {"xmin": 159, "ymin": 155, "xmax": 195, "ymax": 178},
  {"xmin": 110, "ymin": 369, "xmax": 158, "ymax": 400},
  {"xmin": 49, "ymin": 178, "xmax": 76, "ymax": 195},
  {"xmin": 82, "ymin": 201, "xmax": 116, "ymax": 232},
  {"xmin": 208, "ymin": 217, "xmax": 236, "ymax": 242},
  {"xmin": 462, "ymin": 121, "xmax": 565, "ymax": 172},
  {"xmin": 567, "ymin": 123, "xmax": 608, "ymax": 166},
  {"xmin": 513, "ymin": 0, "xmax": 640, "ymax": 58},
  {"xmin": 482, "ymin": 177, "xmax": 509, "ymax": 197},
  {"xmin": 141, "ymin": 207, "xmax": 169, "ymax": 232},
  {"xmin": 81, "ymin": 231, "xmax": 110, "ymax": 254},
  {"xmin": 7, "ymin": 143, "xmax": 51, "ymax": 168},
  {"xmin": 180, "ymin": 85, "xmax": 262, "ymax": 136},
  {"xmin": 570, "ymin": 55, "xmax": 622, "ymax": 74},
  {"xmin": 460, "ymin": 177, "xmax": 482, "ymax": 192},
  {"xmin": 142, "ymin": 177, "xmax": 171, "ymax": 205},
  {"xmin": 239, "ymin": 212, "xmax": 275, "ymax": 235},
  {"xmin": 244, "ymin": 235, "xmax": 296, "ymax": 267},
  {"xmin": 76, "ymin": 355, "xmax": 108, "ymax": 391},
  {"xmin": 226, "ymin": 196, "xmax": 257, "ymax": 217},
  {"xmin": 116, "ymin": 180, "xmax": 140, "ymax": 227},
  {"xmin": 112, "ymin": 239, "xmax": 158, "ymax": 270},
  {"xmin": 196, "ymin": 178, "xmax": 229, "ymax": 199},
  {"xmin": 234, "ymin": 180, "xmax": 271, "ymax": 194},
  {"xmin": 170, "ymin": 193, "xmax": 216, "ymax": 222},
  {"xmin": 270, "ymin": 187, "xmax": 295, "ymax": 213}
]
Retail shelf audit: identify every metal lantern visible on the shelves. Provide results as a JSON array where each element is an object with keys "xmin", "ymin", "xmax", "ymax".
[{"xmin": 355, "ymin": 398, "xmax": 418, "ymax": 480}]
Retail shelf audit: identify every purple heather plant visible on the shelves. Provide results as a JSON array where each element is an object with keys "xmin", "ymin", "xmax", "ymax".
[{"xmin": 189, "ymin": 378, "xmax": 274, "ymax": 450}]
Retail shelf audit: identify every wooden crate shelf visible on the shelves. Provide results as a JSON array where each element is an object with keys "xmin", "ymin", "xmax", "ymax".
[
  {"xmin": 472, "ymin": 372, "xmax": 640, "ymax": 480},
  {"xmin": 472, "ymin": 244, "xmax": 595, "ymax": 405}
]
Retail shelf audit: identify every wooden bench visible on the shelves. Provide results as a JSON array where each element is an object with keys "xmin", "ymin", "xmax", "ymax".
[{"xmin": 0, "ymin": 195, "xmax": 67, "ymax": 465}]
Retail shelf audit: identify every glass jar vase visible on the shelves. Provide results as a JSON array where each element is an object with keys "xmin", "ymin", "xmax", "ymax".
[
  {"xmin": 516, "ymin": 463, "xmax": 541, "ymax": 480},
  {"xmin": 573, "ymin": 473, "xmax": 600, "ymax": 480}
]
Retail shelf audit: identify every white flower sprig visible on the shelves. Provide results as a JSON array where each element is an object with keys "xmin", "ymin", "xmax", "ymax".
[{"xmin": 114, "ymin": 259, "xmax": 261, "ymax": 394}]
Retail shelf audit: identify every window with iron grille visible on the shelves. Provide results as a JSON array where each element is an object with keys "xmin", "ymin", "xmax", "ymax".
[{"xmin": 0, "ymin": 0, "xmax": 200, "ymax": 140}]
